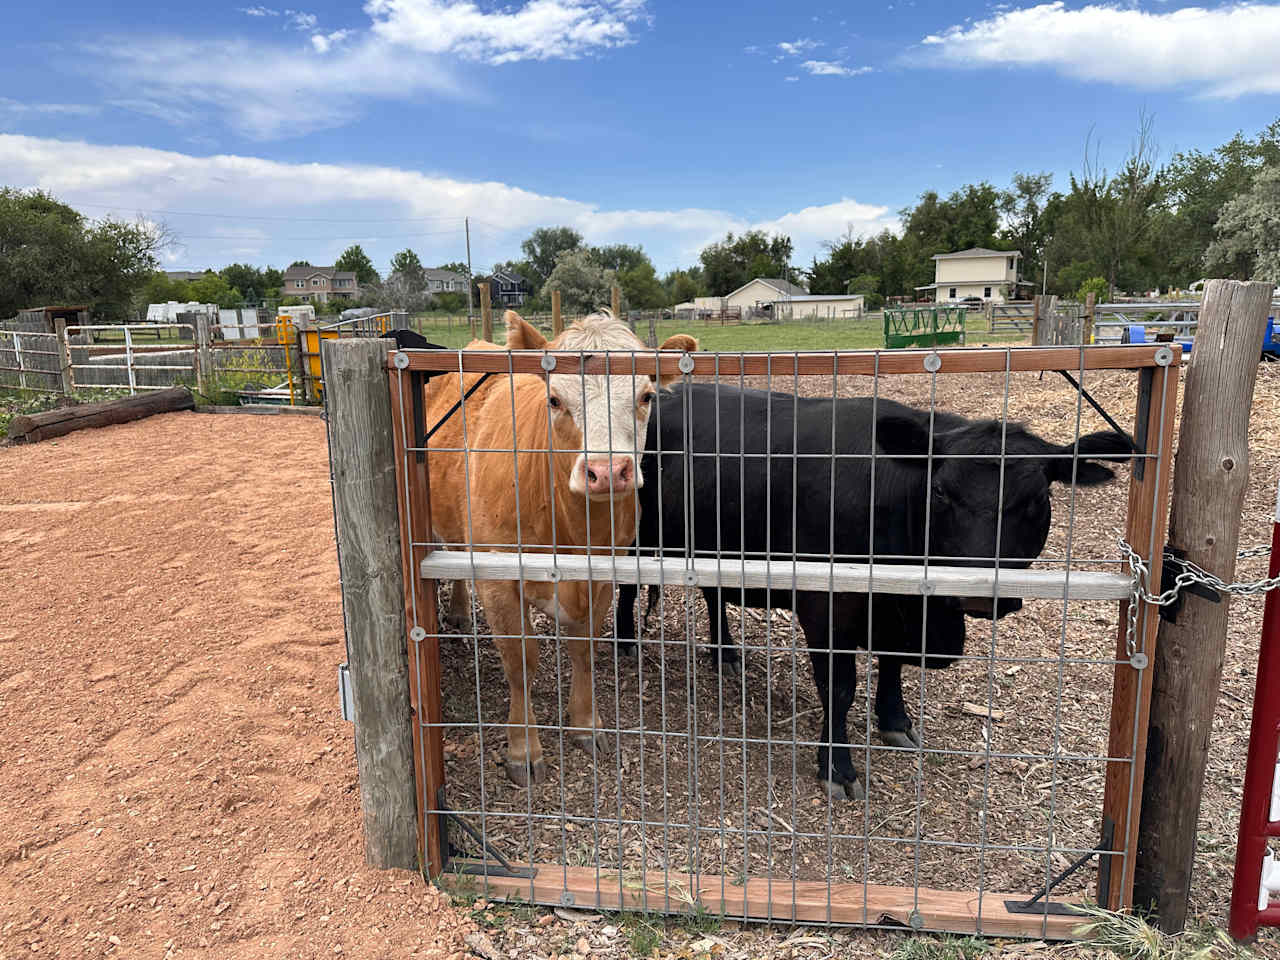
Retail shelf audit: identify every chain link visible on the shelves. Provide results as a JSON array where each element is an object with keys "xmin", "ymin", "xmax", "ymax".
[{"xmin": 1117, "ymin": 539, "xmax": 1280, "ymax": 658}]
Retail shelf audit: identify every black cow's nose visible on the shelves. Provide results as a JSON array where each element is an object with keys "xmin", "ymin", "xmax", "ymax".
[{"xmin": 959, "ymin": 596, "xmax": 1023, "ymax": 619}]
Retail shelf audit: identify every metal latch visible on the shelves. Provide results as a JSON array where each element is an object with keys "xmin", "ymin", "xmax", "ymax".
[{"xmin": 338, "ymin": 663, "xmax": 354, "ymax": 722}]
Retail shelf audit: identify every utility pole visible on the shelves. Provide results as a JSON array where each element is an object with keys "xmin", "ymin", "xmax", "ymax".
[{"xmin": 465, "ymin": 217, "xmax": 475, "ymax": 337}]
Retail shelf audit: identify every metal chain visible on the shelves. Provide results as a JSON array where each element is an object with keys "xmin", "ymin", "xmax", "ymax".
[{"xmin": 1118, "ymin": 539, "xmax": 1280, "ymax": 658}]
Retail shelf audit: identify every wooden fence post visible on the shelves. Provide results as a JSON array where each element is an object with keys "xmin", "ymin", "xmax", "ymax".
[
  {"xmin": 611, "ymin": 285, "xmax": 622, "ymax": 324},
  {"xmin": 1133, "ymin": 279, "xmax": 1274, "ymax": 930},
  {"xmin": 479, "ymin": 283, "xmax": 492, "ymax": 343},
  {"xmin": 552, "ymin": 290, "xmax": 563, "ymax": 337},
  {"xmin": 1084, "ymin": 292, "xmax": 1097, "ymax": 345},
  {"xmin": 647, "ymin": 312, "xmax": 658, "ymax": 349},
  {"xmin": 194, "ymin": 311, "xmax": 213, "ymax": 393},
  {"xmin": 52, "ymin": 316, "xmax": 74, "ymax": 394},
  {"xmin": 321, "ymin": 337, "xmax": 419, "ymax": 871}
]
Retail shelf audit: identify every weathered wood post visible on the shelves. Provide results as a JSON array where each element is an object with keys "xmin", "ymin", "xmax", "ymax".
[
  {"xmin": 321, "ymin": 337, "xmax": 419, "ymax": 871},
  {"xmin": 1134, "ymin": 279, "xmax": 1274, "ymax": 930},
  {"xmin": 479, "ymin": 282, "xmax": 492, "ymax": 343},
  {"xmin": 647, "ymin": 312, "xmax": 658, "ymax": 349},
  {"xmin": 52, "ymin": 316, "xmax": 74, "ymax": 394},
  {"xmin": 1084, "ymin": 292, "xmax": 1097, "ymax": 345},
  {"xmin": 611, "ymin": 285, "xmax": 622, "ymax": 324},
  {"xmin": 194, "ymin": 310, "xmax": 213, "ymax": 394},
  {"xmin": 551, "ymin": 289, "xmax": 563, "ymax": 337}
]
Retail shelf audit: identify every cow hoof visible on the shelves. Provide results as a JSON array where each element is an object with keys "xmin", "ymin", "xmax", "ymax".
[
  {"xmin": 715, "ymin": 656, "xmax": 743, "ymax": 682},
  {"xmin": 571, "ymin": 731, "xmax": 610, "ymax": 756},
  {"xmin": 820, "ymin": 777, "xmax": 865, "ymax": 803},
  {"xmin": 879, "ymin": 726, "xmax": 922, "ymax": 749},
  {"xmin": 504, "ymin": 758, "xmax": 546, "ymax": 787}
]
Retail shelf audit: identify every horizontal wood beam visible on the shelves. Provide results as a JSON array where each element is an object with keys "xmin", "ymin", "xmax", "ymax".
[
  {"xmin": 389, "ymin": 344, "xmax": 1180, "ymax": 378},
  {"xmin": 441, "ymin": 861, "xmax": 1083, "ymax": 939},
  {"xmin": 420, "ymin": 551, "xmax": 1132, "ymax": 601}
]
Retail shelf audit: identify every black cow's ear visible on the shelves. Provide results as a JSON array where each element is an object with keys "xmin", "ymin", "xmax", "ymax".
[
  {"xmin": 876, "ymin": 415, "xmax": 935, "ymax": 463},
  {"xmin": 1047, "ymin": 430, "xmax": 1134, "ymax": 486}
]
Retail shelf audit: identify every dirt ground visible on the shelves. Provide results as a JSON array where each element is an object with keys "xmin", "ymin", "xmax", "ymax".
[
  {"xmin": 1, "ymin": 357, "xmax": 1278, "ymax": 960},
  {"xmin": 0, "ymin": 413, "xmax": 474, "ymax": 959}
]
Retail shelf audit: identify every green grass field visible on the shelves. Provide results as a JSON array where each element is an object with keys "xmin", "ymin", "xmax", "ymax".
[{"xmin": 404, "ymin": 311, "xmax": 1028, "ymax": 352}]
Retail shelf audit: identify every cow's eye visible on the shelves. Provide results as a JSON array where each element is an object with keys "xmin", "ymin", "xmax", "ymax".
[
  {"xmin": 548, "ymin": 395, "xmax": 561, "ymax": 409},
  {"xmin": 639, "ymin": 392, "xmax": 656, "ymax": 405}
]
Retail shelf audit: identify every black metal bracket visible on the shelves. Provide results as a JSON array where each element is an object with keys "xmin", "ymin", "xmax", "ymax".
[
  {"xmin": 437, "ymin": 787, "xmax": 536, "ymax": 880},
  {"xmin": 1158, "ymin": 545, "xmax": 1223, "ymax": 623},
  {"xmin": 1004, "ymin": 817, "xmax": 1114, "ymax": 916}
]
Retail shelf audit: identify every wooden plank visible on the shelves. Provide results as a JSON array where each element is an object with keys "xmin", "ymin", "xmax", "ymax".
[
  {"xmin": 1099, "ymin": 358, "xmax": 1180, "ymax": 910},
  {"xmin": 1133, "ymin": 279, "xmax": 1274, "ymax": 931},
  {"xmin": 420, "ymin": 550, "xmax": 1133, "ymax": 602},
  {"xmin": 387, "ymin": 366, "xmax": 447, "ymax": 878},
  {"xmin": 8, "ymin": 386, "xmax": 195, "ymax": 443},
  {"xmin": 441, "ymin": 862, "xmax": 1084, "ymax": 939},
  {"xmin": 322, "ymin": 338, "xmax": 419, "ymax": 871},
  {"xmin": 388, "ymin": 344, "xmax": 1180, "ymax": 378},
  {"xmin": 551, "ymin": 290, "xmax": 563, "ymax": 338}
]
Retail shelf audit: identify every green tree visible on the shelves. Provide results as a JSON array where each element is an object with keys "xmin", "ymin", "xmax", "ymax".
[
  {"xmin": 0, "ymin": 188, "xmax": 167, "ymax": 320},
  {"xmin": 619, "ymin": 259, "xmax": 666, "ymax": 309},
  {"xmin": 335, "ymin": 244, "xmax": 380, "ymax": 286},
  {"xmin": 436, "ymin": 261, "xmax": 470, "ymax": 278},
  {"xmin": 1205, "ymin": 164, "xmax": 1280, "ymax": 283},
  {"xmin": 589, "ymin": 243, "xmax": 650, "ymax": 274},
  {"xmin": 389, "ymin": 248, "xmax": 426, "ymax": 288},
  {"xmin": 289, "ymin": 260, "xmax": 312, "ymax": 268},
  {"xmin": 998, "ymin": 172, "xmax": 1056, "ymax": 290},
  {"xmin": 521, "ymin": 226, "xmax": 583, "ymax": 283},
  {"xmin": 663, "ymin": 268, "xmax": 705, "ymax": 303},
  {"xmin": 698, "ymin": 230, "xmax": 794, "ymax": 296},
  {"xmin": 541, "ymin": 248, "xmax": 615, "ymax": 312},
  {"xmin": 1074, "ymin": 276, "xmax": 1110, "ymax": 303},
  {"xmin": 186, "ymin": 272, "xmax": 243, "ymax": 308}
]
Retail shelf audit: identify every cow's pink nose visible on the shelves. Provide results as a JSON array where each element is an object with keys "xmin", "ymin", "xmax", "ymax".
[{"xmin": 584, "ymin": 457, "xmax": 634, "ymax": 494}]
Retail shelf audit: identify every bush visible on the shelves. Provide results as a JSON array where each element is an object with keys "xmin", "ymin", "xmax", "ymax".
[{"xmin": 1075, "ymin": 276, "xmax": 1110, "ymax": 303}]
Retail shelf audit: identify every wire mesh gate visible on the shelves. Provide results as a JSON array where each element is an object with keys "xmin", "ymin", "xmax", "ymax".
[{"xmin": 385, "ymin": 338, "xmax": 1179, "ymax": 939}]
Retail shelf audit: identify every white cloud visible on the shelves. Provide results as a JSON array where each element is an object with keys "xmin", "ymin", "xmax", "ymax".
[
  {"xmin": 285, "ymin": 9, "xmax": 318, "ymax": 30},
  {"xmin": 0, "ymin": 134, "xmax": 897, "ymax": 272},
  {"xmin": 777, "ymin": 38, "xmax": 820, "ymax": 56},
  {"xmin": 921, "ymin": 2, "xmax": 1280, "ymax": 97},
  {"xmin": 0, "ymin": 98, "xmax": 99, "ymax": 116},
  {"xmin": 239, "ymin": 5, "xmax": 279, "ymax": 15},
  {"xmin": 800, "ymin": 60, "xmax": 872, "ymax": 77},
  {"xmin": 82, "ymin": 34, "xmax": 463, "ymax": 138},
  {"xmin": 365, "ymin": 0, "xmax": 651, "ymax": 64},
  {"xmin": 310, "ymin": 29, "xmax": 352, "ymax": 53}
]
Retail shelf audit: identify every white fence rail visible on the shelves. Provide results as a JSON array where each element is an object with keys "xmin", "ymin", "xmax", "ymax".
[
  {"xmin": 66, "ymin": 324, "xmax": 196, "ymax": 393},
  {"xmin": 0, "ymin": 330, "xmax": 64, "ymax": 393}
]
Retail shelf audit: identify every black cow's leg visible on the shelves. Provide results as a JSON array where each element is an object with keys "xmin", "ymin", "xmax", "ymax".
[
  {"xmin": 875, "ymin": 658, "xmax": 922, "ymax": 749},
  {"xmin": 703, "ymin": 588, "xmax": 742, "ymax": 679},
  {"xmin": 615, "ymin": 582, "xmax": 639, "ymax": 658},
  {"xmin": 797, "ymin": 599, "xmax": 862, "ymax": 801}
]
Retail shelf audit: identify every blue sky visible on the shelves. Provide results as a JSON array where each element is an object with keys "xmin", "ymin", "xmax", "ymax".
[{"xmin": 4, "ymin": 1, "xmax": 1280, "ymax": 275}]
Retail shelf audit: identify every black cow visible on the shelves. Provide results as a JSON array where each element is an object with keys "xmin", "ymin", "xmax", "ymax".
[{"xmin": 615, "ymin": 383, "xmax": 1131, "ymax": 801}]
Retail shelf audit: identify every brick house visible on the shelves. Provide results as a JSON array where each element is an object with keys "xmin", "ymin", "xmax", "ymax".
[{"xmin": 282, "ymin": 265, "xmax": 360, "ymax": 303}]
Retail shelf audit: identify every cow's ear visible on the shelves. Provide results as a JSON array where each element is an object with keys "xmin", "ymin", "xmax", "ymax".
[
  {"xmin": 504, "ymin": 310, "xmax": 547, "ymax": 350},
  {"xmin": 655, "ymin": 334, "xmax": 699, "ymax": 388},
  {"xmin": 876, "ymin": 415, "xmax": 936, "ymax": 464},
  {"xmin": 1047, "ymin": 430, "xmax": 1133, "ymax": 486}
]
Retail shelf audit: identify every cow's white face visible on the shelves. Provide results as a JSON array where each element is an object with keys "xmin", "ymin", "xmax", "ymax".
[
  {"xmin": 547, "ymin": 372, "xmax": 658, "ymax": 499},
  {"xmin": 501, "ymin": 308, "xmax": 696, "ymax": 502}
]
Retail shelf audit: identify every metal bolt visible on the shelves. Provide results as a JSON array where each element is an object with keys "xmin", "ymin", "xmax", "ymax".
[
  {"xmin": 683, "ymin": 570, "xmax": 698, "ymax": 587},
  {"xmin": 547, "ymin": 568, "xmax": 561, "ymax": 583},
  {"xmin": 919, "ymin": 580, "xmax": 935, "ymax": 596},
  {"xmin": 678, "ymin": 353, "xmax": 696, "ymax": 374},
  {"xmin": 923, "ymin": 353, "xmax": 942, "ymax": 373},
  {"xmin": 560, "ymin": 891, "xmax": 575, "ymax": 905},
  {"xmin": 909, "ymin": 909, "xmax": 924, "ymax": 930},
  {"xmin": 393, "ymin": 351, "xmax": 410, "ymax": 369},
  {"xmin": 1154, "ymin": 346, "xmax": 1173, "ymax": 366},
  {"xmin": 409, "ymin": 627, "xmax": 426, "ymax": 642},
  {"xmin": 540, "ymin": 354, "xmax": 557, "ymax": 372},
  {"xmin": 1130, "ymin": 652, "xmax": 1149, "ymax": 670}
]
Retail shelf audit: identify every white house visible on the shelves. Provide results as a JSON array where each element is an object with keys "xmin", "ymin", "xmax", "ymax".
[
  {"xmin": 916, "ymin": 247, "xmax": 1032, "ymax": 303},
  {"xmin": 771, "ymin": 294, "xmax": 865, "ymax": 321},
  {"xmin": 724, "ymin": 277, "xmax": 809, "ymax": 312}
]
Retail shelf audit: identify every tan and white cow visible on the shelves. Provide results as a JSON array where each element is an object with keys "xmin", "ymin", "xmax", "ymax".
[{"xmin": 424, "ymin": 309, "xmax": 696, "ymax": 786}]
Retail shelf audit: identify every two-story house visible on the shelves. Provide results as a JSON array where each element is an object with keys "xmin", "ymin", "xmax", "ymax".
[
  {"xmin": 423, "ymin": 268, "xmax": 467, "ymax": 294},
  {"xmin": 282, "ymin": 265, "xmax": 360, "ymax": 303},
  {"xmin": 917, "ymin": 247, "xmax": 1032, "ymax": 303},
  {"xmin": 490, "ymin": 269, "xmax": 530, "ymax": 307}
]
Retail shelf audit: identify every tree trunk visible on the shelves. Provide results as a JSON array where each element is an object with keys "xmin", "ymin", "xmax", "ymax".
[{"xmin": 8, "ymin": 387, "xmax": 195, "ymax": 443}]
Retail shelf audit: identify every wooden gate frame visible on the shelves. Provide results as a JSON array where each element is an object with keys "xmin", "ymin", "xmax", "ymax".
[{"xmin": 384, "ymin": 343, "xmax": 1180, "ymax": 938}]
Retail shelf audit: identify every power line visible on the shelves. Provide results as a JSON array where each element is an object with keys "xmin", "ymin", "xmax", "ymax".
[
  {"xmin": 70, "ymin": 200, "xmax": 471, "ymax": 224},
  {"xmin": 173, "ymin": 227, "xmax": 470, "ymax": 242}
]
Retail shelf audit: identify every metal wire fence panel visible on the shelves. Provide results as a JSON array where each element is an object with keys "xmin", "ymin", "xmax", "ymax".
[
  {"xmin": 66, "ymin": 324, "xmax": 197, "ymax": 393},
  {"xmin": 384, "ymin": 331, "xmax": 1179, "ymax": 939},
  {"xmin": 0, "ymin": 330, "xmax": 63, "ymax": 393}
]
